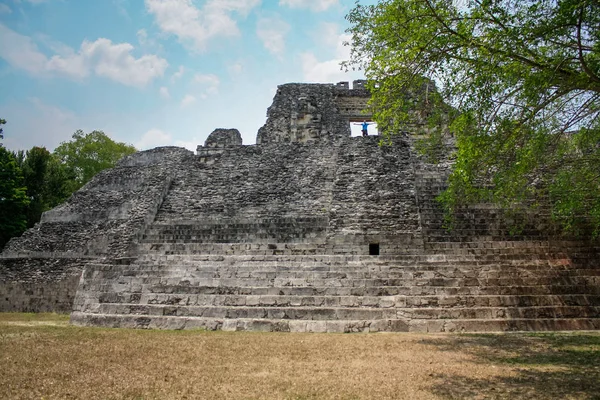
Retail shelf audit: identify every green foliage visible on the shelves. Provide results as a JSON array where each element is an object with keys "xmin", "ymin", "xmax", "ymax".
[
  {"xmin": 53, "ymin": 130, "xmax": 136, "ymax": 191},
  {"xmin": 44, "ymin": 155, "xmax": 73, "ymax": 210},
  {"xmin": 0, "ymin": 118, "xmax": 5, "ymax": 140},
  {"xmin": 0, "ymin": 130, "xmax": 136, "ymax": 248},
  {"xmin": 20, "ymin": 147, "xmax": 72, "ymax": 228},
  {"xmin": 346, "ymin": 0, "xmax": 600, "ymax": 236},
  {"xmin": 0, "ymin": 146, "xmax": 29, "ymax": 249}
]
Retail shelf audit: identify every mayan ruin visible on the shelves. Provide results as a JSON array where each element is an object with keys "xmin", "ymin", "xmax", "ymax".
[{"xmin": 1, "ymin": 80, "xmax": 599, "ymax": 333}]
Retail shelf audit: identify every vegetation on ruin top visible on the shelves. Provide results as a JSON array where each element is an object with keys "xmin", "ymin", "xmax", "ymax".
[{"xmin": 346, "ymin": 0, "xmax": 600, "ymax": 237}]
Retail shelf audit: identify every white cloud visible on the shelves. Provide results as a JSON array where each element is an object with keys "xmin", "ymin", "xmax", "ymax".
[
  {"xmin": 0, "ymin": 98, "xmax": 79, "ymax": 151},
  {"xmin": 137, "ymin": 29, "xmax": 148, "ymax": 45},
  {"xmin": 159, "ymin": 86, "xmax": 170, "ymax": 99},
  {"xmin": 0, "ymin": 24, "xmax": 168, "ymax": 87},
  {"xmin": 279, "ymin": 0, "xmax": 338, "ymax": 12},
  {"xmin": 136, "ymin": 128, "xmax": 172, "ymax": 149},
  {"xmin": 256, "ymin": 17, "xmax": 290, "ymax": 56},
  {"xmin": 301, "ymin": 53, "xmax": 345, "ymax": 83},
  {"xmin": 0, "ymin": 23, "xmax": 48, "ymax": 75},
  {"xmin": 136, "ymin": 27, "xmax": 163, "ymax": 52},
  {"xmin": 15, "ymin": 0, "xmax": 51, "ymax": 4},
  {"xmin": 193, "ymin": 73, "xmax": 220, "ymax": 96},
  {"xmin": 171, "ymin": 65, "xmax": 185, "ymax": 82},
  {"xmin": 181, "ymin": 94, "xmax": 196, "ymax": 107},
  {"xmin": 113, "ymin": 0, "xmax": 131, "ymax": 19},
  {"xmin": 145, "ymin": 0, "xmax": 261, "ymax": 51},
  {"xmin": 314, "ymin": 22, "xmax": 342, "ymax": 48},
  {"xmin": 227, "ymin": 62, "xmax": 243, "ymax": 75},
  {"xmin": 0, "ymin": 3, "xmax": 12, "ymax": 13},
  {"xmin": 301, "ymin": 26, "xmax": 354, "ymax": 83},
  {"xmin": 174, "ymin": 138, "xmax": 199, "ymax": 152}
]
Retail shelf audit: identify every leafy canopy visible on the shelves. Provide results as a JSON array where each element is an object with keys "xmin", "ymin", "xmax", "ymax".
[
  {"xmin": 0, "ymin": 125, "xmax": 137, "ymax": 248},
  {"xmin": 0, "ymin": 118, "xmax": 5, "ymax": 140},
  {"xmin": 19, "ymin": 147, "xmax": 72, "ymax": 228},
  {"xmin": 0, "ymin": 146, "xmax": 29, "ymax": 249},
  {"xmin": 345, "ymin": 0, "xmax": 600, "ymax": 235},
  {"xmin": 54, "ymin": 130, "xmax": 136, "ymax": 191}
]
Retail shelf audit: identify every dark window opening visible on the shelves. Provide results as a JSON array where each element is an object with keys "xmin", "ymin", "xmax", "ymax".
[{"xmin": 369, "ymin": 243, "xmax": 380, "ymax": 256}]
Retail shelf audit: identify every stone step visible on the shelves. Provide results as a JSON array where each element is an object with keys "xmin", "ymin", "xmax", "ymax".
[
  {"xmin": 96, "ymin": 293, "xmax": 600, "ymax": 309},
  {"xmin": 407, "ymin": 317, "xmax": 600, "ymax": 332},
  {"xmin": 83, "ymin": 275, "xmax": 600, "ymax": 289},
  {"xmin": 107, "ymin": 267, "xmax": 600, "ymax": 280},
  {"xmin": 396, "ymin": 305, "xmax": 600, "ymax": 319},
  {"xmin": 146, "ymin": 219, "xmax": 330, "ymax": 229},
  {"xmin": 140, "ymin": 235, "xmax": 327, "ymax": 244},
  {"xmin": 70, "ymin": 312, "xmax": 600, "ymax": 332},
  {"xmin": 70, "ymin": 312, "xmax": 409, "ymax": 332},
  {"xmin": 93, "ymin": 303, "xmax": 400, "ymax": 320},
  {"xmin": 87, "ymin": 303, "xmax": 600, "ymax": 320},
  {"xmin": 424, "ymin": 235, "xmax": 550, "ymax": 242},
  {"xmin": 125, "ymin": 258, "xmax": 600, "ymax": 270},
  {"xmin": 128, "ymin": 254, "xmax": 581, "ymax": 266},
  {"xmin": 84, "ymin": 283, "xmax": 600, "ymax": 297},
  {"xmin": 105, "ymin": 263, "xmax": 600, "ymax": 276}
]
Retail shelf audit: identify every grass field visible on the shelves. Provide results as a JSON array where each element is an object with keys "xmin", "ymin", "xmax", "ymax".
[{"xmin": 1, "ymin": 313, "xmax": 599, "ymax": 400}]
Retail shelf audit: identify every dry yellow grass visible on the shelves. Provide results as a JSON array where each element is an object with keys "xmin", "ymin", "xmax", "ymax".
[{"xmin": 0, "ymin": 313, "xmax": 598, "ymax": 400}]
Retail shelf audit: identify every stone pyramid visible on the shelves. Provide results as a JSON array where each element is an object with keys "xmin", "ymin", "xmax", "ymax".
[{"xmin": 1, "ymin": 81, "xmax": 599, "ymax": 332}]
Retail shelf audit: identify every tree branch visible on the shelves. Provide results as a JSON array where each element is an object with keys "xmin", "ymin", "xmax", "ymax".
[{"xmin": 576, "ymin": 5, "xmax": 600, "ymax": 84}]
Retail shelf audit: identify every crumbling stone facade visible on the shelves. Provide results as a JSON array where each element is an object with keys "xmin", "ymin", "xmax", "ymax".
[{"xmin": 1, "ymin": 80, "xmax": 599, "ymax": 332}]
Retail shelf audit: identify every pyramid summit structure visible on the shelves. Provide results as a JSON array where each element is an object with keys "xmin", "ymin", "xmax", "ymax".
[{"xmin": 1, "ymin": 81, "xmax": 599, "ymax": 332}]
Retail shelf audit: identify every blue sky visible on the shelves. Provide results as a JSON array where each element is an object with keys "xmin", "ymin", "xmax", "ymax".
[{"xmin": 0, "ymin": 0, "xmax": 374, "ymax": 152}]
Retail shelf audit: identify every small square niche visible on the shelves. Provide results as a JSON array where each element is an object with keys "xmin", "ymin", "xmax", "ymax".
[{"xmin": 369, "ymin": 243, "xmax": 380, "ymax": 256}]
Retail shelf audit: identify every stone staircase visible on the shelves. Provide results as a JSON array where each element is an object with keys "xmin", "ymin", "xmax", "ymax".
[{"xmin": 71, "ymin": 239, "xmax": 600, "ymax": 332}]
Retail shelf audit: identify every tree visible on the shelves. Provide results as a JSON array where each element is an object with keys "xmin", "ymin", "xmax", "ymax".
[
  {"xmin": 0, "ymin": 146, "xmax": 29, "ymax": 250},
  {"xmin": 53, "ymin": 130, "xmax": 137, "ymax": 191},
  {"xmin": 345, "ymin": 0, "xmax": 600, "ymax": 235},
  {"xmin": 21, "ymin": 147, "xmax": 51, "ymax": 228},
  {"xmin": 0, "ymin": 118, "xmax": 5, "ymax": 140},
  {"xmin": 43, "ymin": 154, "xmax": 73, "ymax": 210},
  {"xmin": 20, "ymin": 147, "xmax": 71, "ymax": 228}
]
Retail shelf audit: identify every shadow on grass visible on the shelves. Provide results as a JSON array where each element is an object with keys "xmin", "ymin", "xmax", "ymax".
[{"xmin": 422, "ymin": 333, "xmax": 600, "ymax": 399}]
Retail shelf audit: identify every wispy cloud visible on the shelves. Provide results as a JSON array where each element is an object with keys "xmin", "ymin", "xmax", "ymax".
[
  {"xmin": 180, "ymin": 94, "xmax": 196, "ymax": 107},
  {"xmin": 301, "ymin": 24, "xmax": 353, "ymax": 83},
  {"xmin": 15, "ymin": 0, "xmax": 52, "ymax": 4},
  {"xmin": 113, "ymin": 0, "xmax": 131, "ymax": 19},
  {"xmin": 256, "ymin": 16, "xmax": 290, "ymax": 57},
  {"xmin": 0, "ymin": 98, "xmax": 79, "ymax": 151},
  {"xmin": 193, "ymin": 73, "xmax": 220, "ymax": 98},
  {"xmin": 171, "ymin": 65, "xmax": 185, "ymax": 82},
  {"xmin": 159, "ymin": 86, "xmax": 170, "ymax": 99},
  {"xmin": 279, "ymin": 0, "xmax": 338, "ymax": 12},
  {"xmin": 136, "ymin": 128, "xmax": 172, "ymax": 149},
  {"xmin": 0, "ymin": 24, "xmax": 168, "ymax": 87},
  {"xmin": 227, "ymin": 62, "xmax": 243, "ymax": 75},
  {"xmin": 145, "ymin": 0, "xmax": 261, "ymax": 51}
]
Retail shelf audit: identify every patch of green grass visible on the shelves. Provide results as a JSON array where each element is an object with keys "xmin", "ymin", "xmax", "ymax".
[{"xmin": 0, "ymin": 312, "xmax": 69, "ymax": 322}]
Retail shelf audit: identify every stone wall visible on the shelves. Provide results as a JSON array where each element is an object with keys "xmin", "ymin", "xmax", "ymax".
[
  {"xmin": 256, "ymin": 83, "xmax": 352, "ymax": 144},
  {"xmin": 335, "ymin": 80, "xmax": 373, "ymax": 121},
  {"xmin": 0, "ymin": 257, "xmax": 87, "ymax": 313}
]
